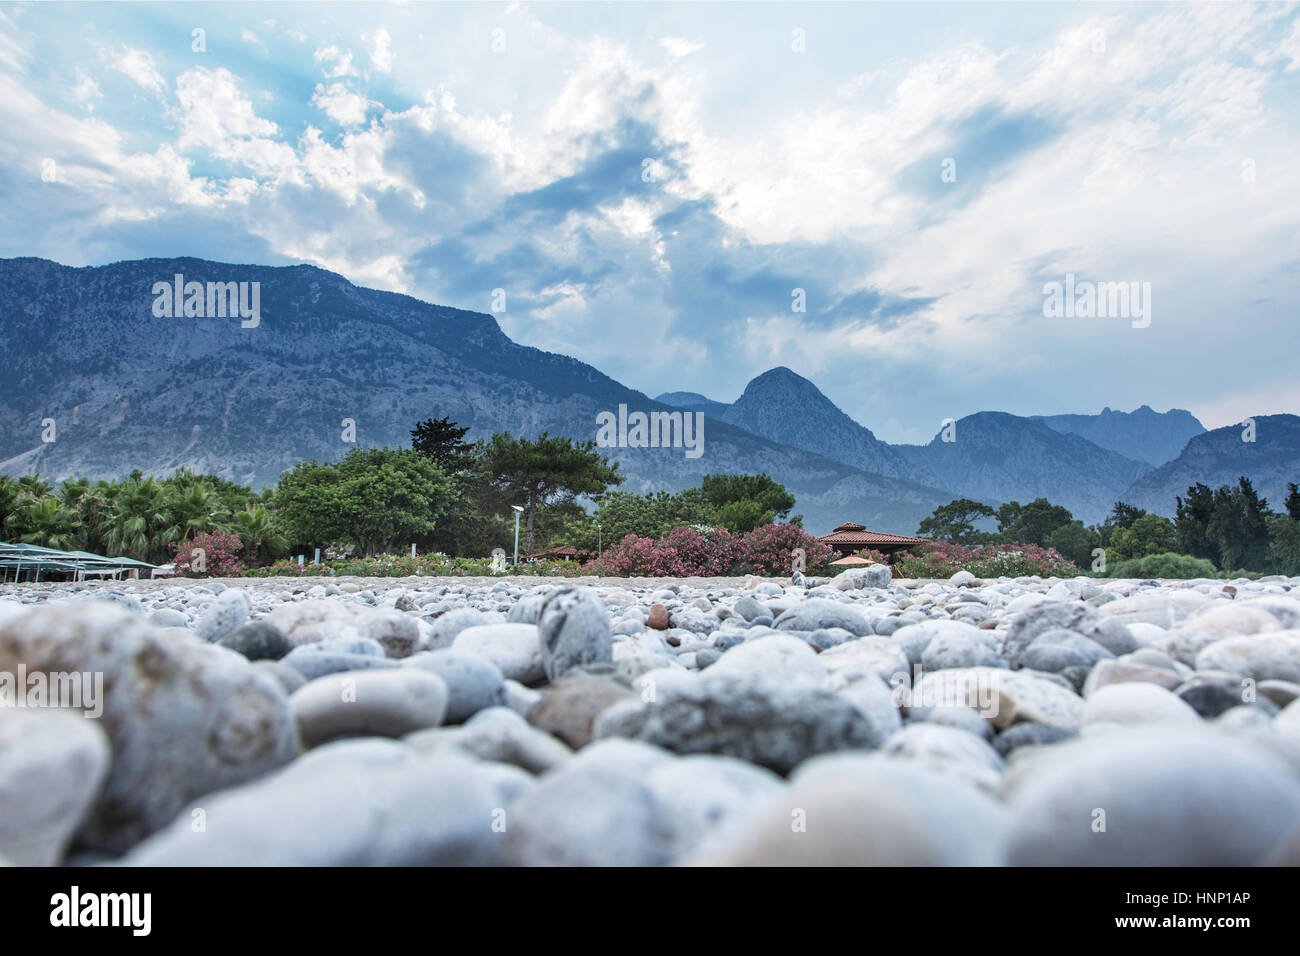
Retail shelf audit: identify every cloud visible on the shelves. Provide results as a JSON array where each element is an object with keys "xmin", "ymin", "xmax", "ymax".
[
  {"xmin": 659, "ymin": 36, "xmax": 704, "ymax": 60},
  {"xmin": 314, "ymin": 44, "xmax": 359, "ymax": 78},
  {"xmin": 241, "ymin": 28, "xmax": 265, "ymax": 50},
  {"xmin": 368, "ymin": 27, "xmax": 393, "ymax": 73},
  {"xmin": 311, "ymin": 82, "xmax": 372, "ymax": 127},
  {"xmin": 108, "ymin": 46, "xmax": 166, "ymax": 94},
  {"xmin": 73, "ymin": 70, "xmax": 102, "ymax": 110}
]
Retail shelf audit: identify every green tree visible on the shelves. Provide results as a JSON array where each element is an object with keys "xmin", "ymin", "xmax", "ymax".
[
  {"xmin": 411, "ymin": 416, "xmax": 475, "ymax": 473},
  {"xmin": 1099, "ymin": 501, "xmax": 1148, "ymax": 546},
  {"xmin": 699, "ymin": 473, "xmax": 796, "ymax": 531},
  {"xmin": 1175, "ymin": 482, "xmax": 1216, "ymax": 562},
  {"xmin": 1108, "ymin": 513, "xmax": 1177, "ymax": 563},
  {"xmin": 917, "ymin": 498, "xmax": 996, "ymax": 543},
  {"xmin": 1266, "ymin": 514, "xmax": 1300, "ymax": 575},
  {"xmin": 1286, "ymin": 482, "xmax": 1300, "ymax": 521},
  {"xmin": 276, "ymin": 447, "xmax": 456, "ymax": 556},
  {"xmin": 481, "ymin": 432, "xmax": 623, "ymax": 554},
  {"xmin": 15, "ymin": 497, "xmax": 79, "ymax": 550},
  {"xmin": 998, "ymin": 498, "xmax": 1074, "ymax": 547},
  {"xmin": 0, "ymin": 476, "xmax": 21, "ymax": 535},
  {"xmin": 103, "ymin": 477, "xmax": 169, "ymax": 561},
  {"xmin": 1048, "ymin": 520, "xmax": 1102, "ymax": 570},
  {"xmin": 225, "ymin": 504, "xmax": 289, "ymax": 566}
]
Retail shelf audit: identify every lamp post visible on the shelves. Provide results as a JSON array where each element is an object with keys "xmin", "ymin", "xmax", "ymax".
[
  {"xmin": 511, "ymin": 505, "xmax": 524, "ymax": 566},
  {"xmin": 597, "ymin": 523, "xmax": 601, "ymax": 559}
]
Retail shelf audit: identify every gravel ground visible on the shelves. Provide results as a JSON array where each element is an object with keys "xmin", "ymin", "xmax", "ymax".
[{"xmin": 2, "ymin": 568, "xmax": 1299, "ymax": 866}]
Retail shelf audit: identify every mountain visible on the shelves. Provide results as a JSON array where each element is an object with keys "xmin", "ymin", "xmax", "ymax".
[
  {"xmin": 1118, "ymin": 414, "xmax": 1300, "ymax": 517},
  {"xmin": 720, "ymin": 367, "xmax": 933, "ymax": 484},
  {"xmin": 653, "ymin": 391, "xmax": 730, "ymax": 417},
  {"xmin": 0, "ymin": 256, "xmax": 952, "ymax": 535},
  {"xmin": 894, "ymin": 412, "xmax": 1151, "ymax": 524},
  {"xmin": 1032, "ymin": 405, "xmax": 1205, "ymax": 467}
]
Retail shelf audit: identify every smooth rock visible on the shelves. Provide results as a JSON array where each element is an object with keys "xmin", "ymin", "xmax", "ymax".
[{"xmin": 290, "ymin": 669, "xmax": 449, "ymax": 747}]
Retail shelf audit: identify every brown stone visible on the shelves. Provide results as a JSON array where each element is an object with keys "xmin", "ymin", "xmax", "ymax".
[
  {"xmin": 526, "ymin": 676, "xmax": 634, "ymax": 749},
  {"xmin": 647, "ymin": 604, "xmax": 670, "ymax": 630}
]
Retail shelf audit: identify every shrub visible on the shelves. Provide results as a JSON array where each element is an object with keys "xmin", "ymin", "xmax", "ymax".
[
  {"xmin": 1109, "ymin": 552, "xmax": 1218, "ymax": 580},
  {"xmin": 893, "ymin": 540, "xmax": 1079, "ymax": 578},
  {"xmin": 173, "ymin": 530, "xmax": 245, "ymax": 578},
  {"xmin": 581, "ymin": 522, "xmax": 829, "ymax": 577},
  {"xmin": 739, "ymin": 523, "xmax": 836, "ymax": 576}
]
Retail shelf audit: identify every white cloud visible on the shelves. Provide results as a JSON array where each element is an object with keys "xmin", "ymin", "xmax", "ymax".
[
  {"xmin": 368, "ymin": 27, "xmax": 393, "ymax": 73},
  {"xmin": 311, "ymin": 82, "xmax": 371, "ymax": 127},
  {"xmin": 109, "ymin": 46, "xmax": 165, "ymax": 94},
  {"xmin": 241, "ymin": 29, "xmax": 265, "ymax": 50},
  {"xmin": 659, "ymin": 36, "xmax": 704, "ymax": 60},
  {"xmin": 314, "ymin": 45, "xmax": 359, "ymax": 78},
  {"xmin": 174, "ymin": 68, "xmax": 297, "ymax": 180},
  {"xmin": 73, "ymin": 70, "xmax": 102, "ymax": 110}
]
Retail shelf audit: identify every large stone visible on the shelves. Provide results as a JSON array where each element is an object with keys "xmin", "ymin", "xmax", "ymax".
[
  {"xmin": 594, "ymin": 670, "xmax": 884, "ymax": 774},
  {"xmin": 0, "ymin": 709, "xmax": 110, "ymax": 865},
  {"xmin": 500, "ymin": 739, "xmax": 677, "ymax": 866},
  {"xmin": 265, "ymin": 599, "xmax": 420, "ymax": 657},
  {"xmin": 1081, "ymin": 659, "xmax": 1182, "ymax": 697},
  {"xmin": 689, "ymin": 754, "xmax": 1009, "ymax": 865},
  {"xmin": 879, "ymin": 723, "xmax": 1005, "ymax": 792},
  {"xmin": 705, "ymin": 634, "xmax": 827, "ymax": 685},
  {"xmin": 537, "ymin": 587, "xmax": 614, "ymax": 682},
  {"xmin": 526, "ymin": 675, "xmax": 634, "ymax": 749},
  {"xmin": 1096, "ymin": 591, "xmax": 1211, "ymax": 629},
  {"xmin": 280, "ymin": 646, "xmax": 399, "ymax": 680},
  {"xmin": 1004, "ymin": 727, "xmax": 1300, "ymax": 865},
  {"xmin": 425, "ymin": 607, "xmax": 496, "ymax": 650},
  {"xmin": 406, "ymin": 707, "xmax": 573, "ymax": 774},
  {"xmin": 0, "ymin": 602, "xmax": 299, "ymax": 853},
  {"xmin": 218, "ymin": 620, "xmax": 292, "ymax": 661},
  {"xmin": 920, "ymin": 624, "xmax": 1006, "ymax": 672},
  {"xmin": 402, "ymin": 650, "xmax": 505, "ymax": 724},
  {"xmin": 1081, "ymin": 682, "xmax": 1200, "ymax": 726},
  {"xmin": 1020, "ymin": 628, "xmax": 1114, "ymax": 674},
  {"xmin": 1195, "ymin": 631, "xmax": 1300, "ymax": 683},
  {"xmin": 122, "ymin": 741, "xmax": 531, "ymax": 865},
  {"xmin": 820, "ymin": 636, "xmax": 911, "ymax": 687},
  {"xmin": 913, "ymin": 667, "xmax": 1084, "ymax": 729},
  {"xmin": 773, "ymin": 598, "xmax": 873, "ymax": 637},
  {"xmin": 452, "ymin": 623, "xmax": 545, "ymax": 685},
  {"xmin": 290, "ymin": 669, "xmax": 449, "ymax": 747},
  {"xmin": 1002, "ymin": 601, "xmax": 1137, "ymax": 667},
  {"xmin": 193, "ymin": 588, "xmax": 250, "ymax": 642}
]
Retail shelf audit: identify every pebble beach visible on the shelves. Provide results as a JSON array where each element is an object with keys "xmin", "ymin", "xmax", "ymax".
[{"xmin": 2, "ymin": 568, "xmax": 1299, "ymax": 866}]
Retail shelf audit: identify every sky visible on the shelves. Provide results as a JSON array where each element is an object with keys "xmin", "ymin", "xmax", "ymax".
[{"xmin": 1, "ymin": 1, "xmax": 1298, "ymax": 443}]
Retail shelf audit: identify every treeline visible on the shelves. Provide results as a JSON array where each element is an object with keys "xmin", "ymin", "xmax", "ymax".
[
  {"xmin": 0, "ymin": 414, "xmax": 803, "ymax": 569},
  {"xmin": 915, "ymin": 477, "xmax": 1300, "ymax": 576}
]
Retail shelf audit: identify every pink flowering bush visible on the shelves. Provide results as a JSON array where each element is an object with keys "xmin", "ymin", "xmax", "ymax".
[
  {"xmin": 894, "ymin": 540, "xmax": 1079, "ymax": 578},
  {"xmin": 740, "ymin": 523, "xmax": 836, "ymax": 576},
  {"xmin": 173, "ymin": 530, "xmax": 246, "ymax": 577},
  {"xmin": 582, "ymin": 522, "xmax": 832, "ymax": 577}
]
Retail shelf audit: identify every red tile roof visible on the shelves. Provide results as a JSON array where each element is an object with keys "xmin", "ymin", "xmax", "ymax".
[{"xmin": 818, "ymin": 527, "xmax": 924, "ymax": 548}]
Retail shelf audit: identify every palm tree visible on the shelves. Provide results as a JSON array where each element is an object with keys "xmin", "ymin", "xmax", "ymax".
[
  {"xmin": 0, "ymin": 476, "xmax": 20, "ymax": 536},
  {"xmin": 15, "ymin": 475, "xmax": 52, "ymax": 501},
  {"xmin": 161, "ymin": 481, "xmax": 225, "ymax": 551},
  {"xmin": 104, "ymin": 477, "xmax": 168, "ymax": 561},
  {"xmin": 16, "ymin": 497, "xmax": 79, "ymax": 550},
  {"xmin": 225, "ymin": 504, "xmax": 288, "ymax": 566}
]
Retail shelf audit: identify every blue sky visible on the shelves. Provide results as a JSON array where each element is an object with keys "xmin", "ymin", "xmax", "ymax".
[{"xmin": 2, "ymin": 1, "xmax": 1299, "ymax": 442}]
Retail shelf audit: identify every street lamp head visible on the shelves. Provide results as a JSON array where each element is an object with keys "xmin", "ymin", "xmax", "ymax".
[{"xmin": 511, "ymin": 505, "xmax": 524, "ymax": 513}]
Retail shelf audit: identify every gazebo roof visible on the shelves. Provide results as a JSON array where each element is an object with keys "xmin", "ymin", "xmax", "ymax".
[{"xmin": 818, "ymin": 526, "xmax": 924, "ymax": 549}]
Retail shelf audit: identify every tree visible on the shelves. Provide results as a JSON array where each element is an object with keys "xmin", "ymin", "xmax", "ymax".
[
  {"xmin": 917, "ymin": 498, "xmax": 996, "ymax": 543},
  {"xmin": 1175, "ymin": 482, "xmax": 1216, "ymax": 562},
  {"xmin": 699, "ymin": 473, "xmax": 796, "ymax": 531},
  {"xmin": 103, "ymin": 477, "xmax": 169, "ymax": 561},
  {"xmin": 275, "ymin": 447, "xmax": 457, "ymax": 556},
  {"xmin": 225, "ymin": 504, "xmax": 288, "ymax": 566},
  {"xmin": 1108, "ymin": 513, "xmax": 1177, "ymax": 563},
  {"xmin": 998, "ymin": 498, "xmax": 1074, "ymax": 547},
  {"xmin": 1099, "ymin": 501, "xmax": 1147, "ymax": 546},
  {"xmin": 411, "ymin": 416, "xmax": 475, "ymax": 473},
  {"xmin": 1048, "ymin": 520, "xmax": 1101, "ymax": 570},
  {"xmin": 1206, "ymin": 477, "xmax": 1269, "ymax": 572},
  {"xmin": 15, "ymin": 497, "xmax": 79, "ymax": 550},
  {"xmin": 1286, "ymin": 482, "xmax": 1300, "ymax": 521},
  {"xmin": 1266, "ymin": 514, "xmax": 1300, "ymax": 576},
  {"xmin": 481, "ymin": 432, "xmax": 623, "ymax": 554}
]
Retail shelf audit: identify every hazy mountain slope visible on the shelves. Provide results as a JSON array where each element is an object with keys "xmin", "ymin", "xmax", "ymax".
[
  {"xmin": 720, "ymin": 367, "xmax": 935, "ymax": 484},
  {"xmin": 0, "ymin": 257, "xmax": 951, "ymax": 535},
  {"xmin": 1118, "ymin": 414, "xmax": 1300, "ymax": 517},
  {"xmin": 1032, "ymin": 405, "xmax": 1205, "ymax": 466},
  {"xmin": 653, "ymin": 391, "xmax": 731, "ymax": 417},
  {"xmin": 894, "ymin": 412, "xmax": 1151, "ymax": 524}
]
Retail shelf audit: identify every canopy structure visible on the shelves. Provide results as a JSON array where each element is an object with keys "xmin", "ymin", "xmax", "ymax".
[
  {"xmin": 0, "ymin": 542, "xmax": 160, "ymax": 583},
  {"xmin": 829, "ymin": 554, "xmax": 872, "ymax": 566},
  {"xmin": 818, "ymin": 523, "xmax": 924, "ymax": 560}
]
